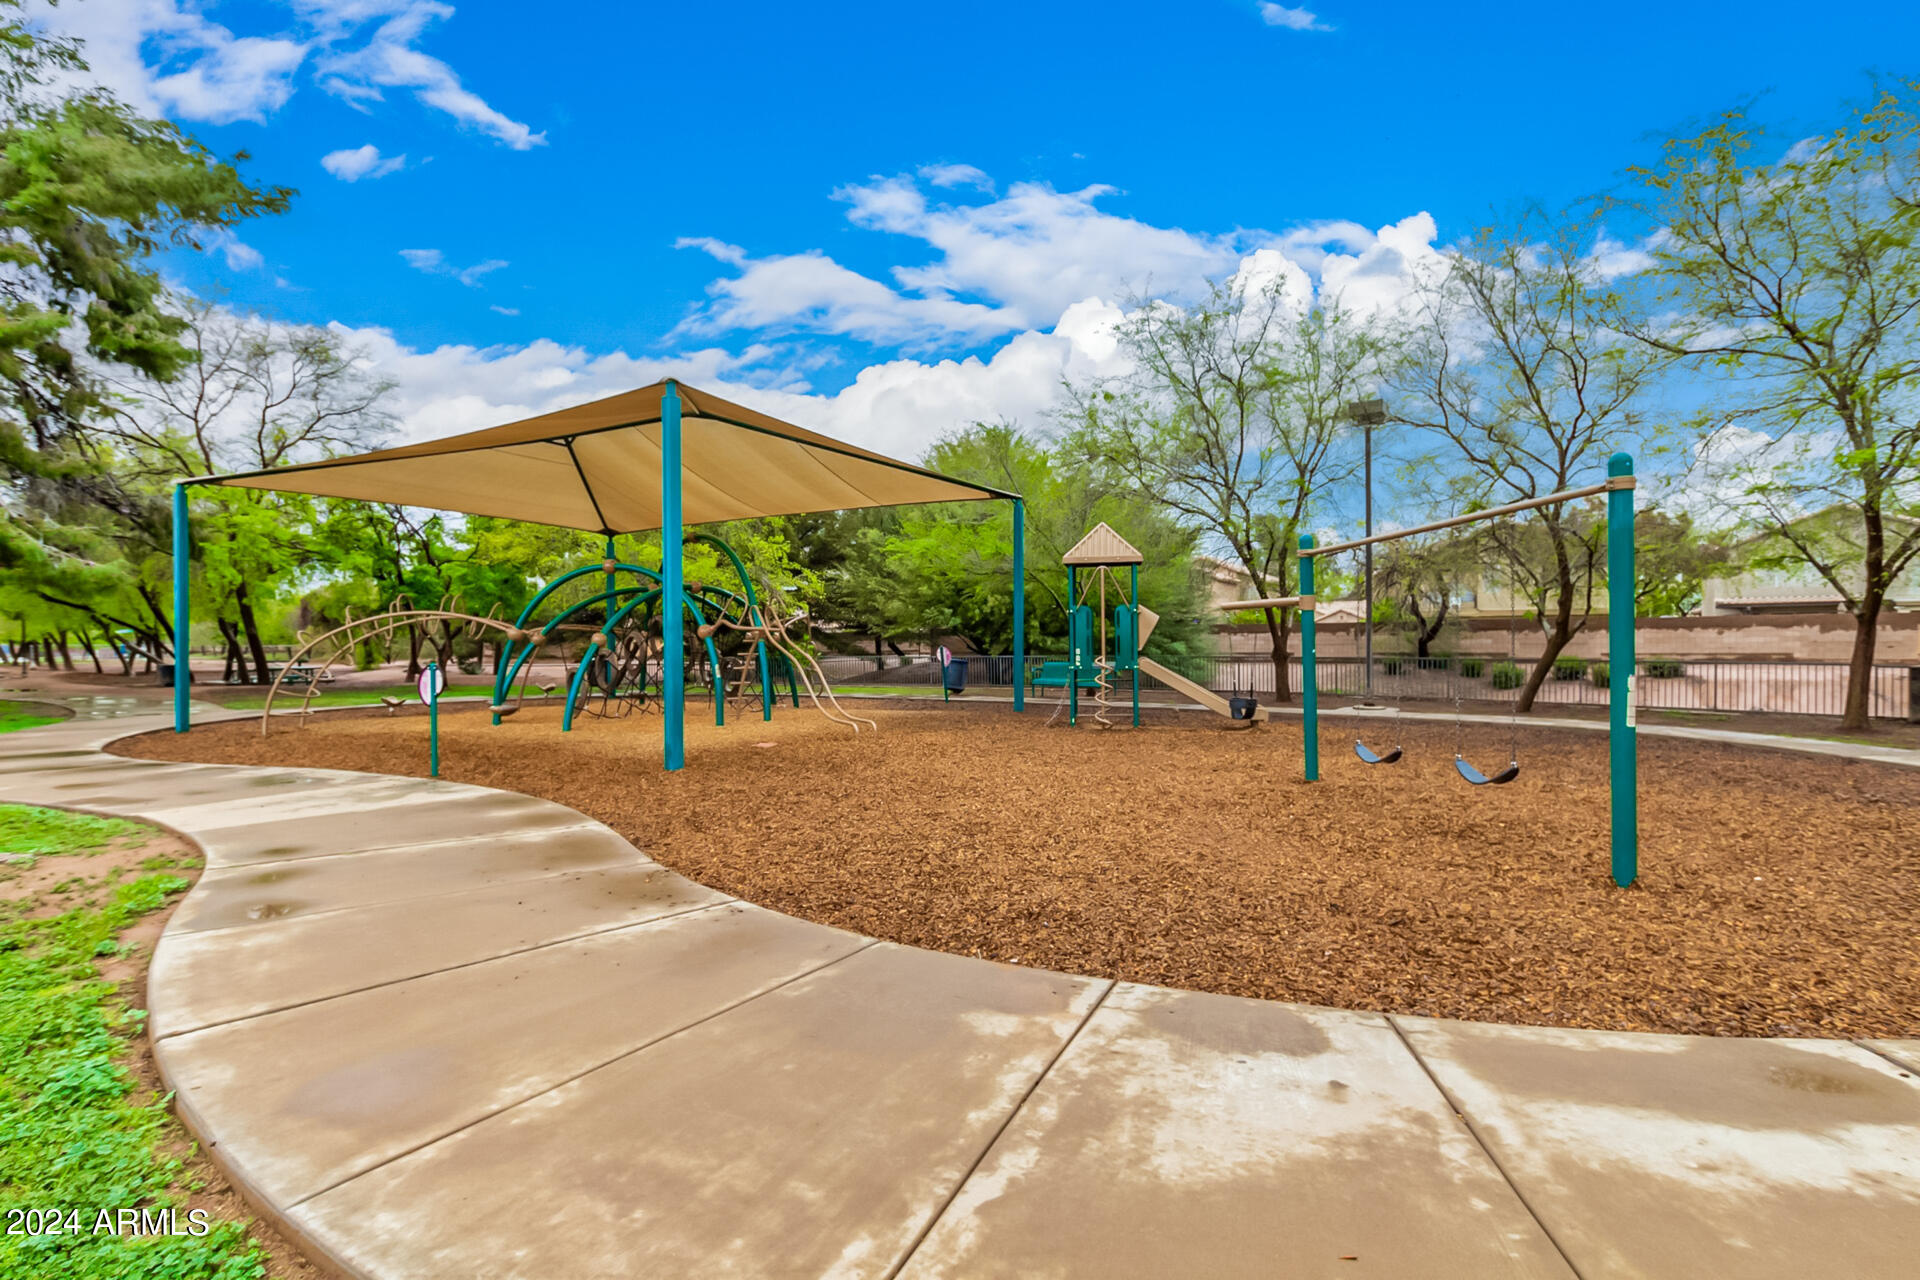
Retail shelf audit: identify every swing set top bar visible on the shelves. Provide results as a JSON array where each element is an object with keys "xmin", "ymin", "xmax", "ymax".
[{"xmin": 1301, "ymin": 474, "xmax": 1636, "ymax": 559}]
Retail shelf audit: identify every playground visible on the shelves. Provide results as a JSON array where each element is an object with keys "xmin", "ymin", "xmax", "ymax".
[{"xmin": 121, "ymin": 700, "xmax": 1920, "ymax": 1039}]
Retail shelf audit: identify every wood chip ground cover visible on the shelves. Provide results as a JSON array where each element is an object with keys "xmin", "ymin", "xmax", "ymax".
[{"xmin": 120, "ymin": 704, "xmax": 1920, "ymax": 1038}]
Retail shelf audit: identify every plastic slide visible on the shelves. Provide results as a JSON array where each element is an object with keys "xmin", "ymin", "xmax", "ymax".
[{"xmin": 1135, "ymin": 656, "xmax": 1270, "ymax": 722}]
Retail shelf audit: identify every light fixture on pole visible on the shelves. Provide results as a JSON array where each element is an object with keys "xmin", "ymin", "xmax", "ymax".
[{"xmin": 1347, "ymin": 397, "xmax": 1388, "ymax": 710}]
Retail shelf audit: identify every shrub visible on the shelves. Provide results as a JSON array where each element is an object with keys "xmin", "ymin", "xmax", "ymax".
[
  {"xmin": 1589, "ymin": 662, "xmax": 1610, "ymax": 688},
  {"xmin": 1644, "ymin": 659, "xmax": 1686, "ymax": 679},
  {"xmin": 1379, "ymin": 656, "xmax": 1406, "ymax": 676},
  {"xmin": 1552, "ymin": 656, "xmax": 1588, "ymax": 681},
  {"xmin": 1490, "ymin": 661, "xmax": 1525, "ymax": 690},
  {"xmin": 1417, "ymin": 656, "xmax": 1452, "ymax": 671},
  {"xmin": 1459, "ymin": 657, "xmax": 1485, "ymax": 678}
]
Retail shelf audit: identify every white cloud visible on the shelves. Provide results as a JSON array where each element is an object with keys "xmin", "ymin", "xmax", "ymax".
[
  {"xmin": 313, "ymin": 2, "xmax": 545, "ymax": 149},
  {"xmin": 1258, "ymin": 4, "xmax": 1333, "ymax": 31},
  {"xmin": 489, "ymin": 305, "xmax": 520, "ymax": 316},
  {"xmin": 30, "ymin": 0, "xmax": 539, "ymax": 148},
  {"xmin": 840, "ymin": 175, "xmax": 1243, "ymax": 329},
  {"xmin": 28, "ymin": 0, "xmax": 307, "ymax": 123},
  {"xmin": 674, "ymin": 239, "xmax": 1019, "ymax": 348},
  {"xmin": 325, "ymin": 295, "xmax": 1136, "ymax": 463},
  {"xmin": 208, "ymin": 229, "xmax": 265, "ymax": 271},
  {"xmin": 321, "ymin": 143, "xmax": 406, "ymax": 181},
  {"xmin": 919, "ymin": 163, "xmax": 995, "ymax": 193},
  {"xmin": 400, "ymin": 248, "xmax": 507, "ymax": 286}
]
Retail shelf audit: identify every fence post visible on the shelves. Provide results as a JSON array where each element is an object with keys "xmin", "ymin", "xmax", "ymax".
[{"xmin": 1908, "ymin": 665, "xmax": 1919, "ymax": 724}]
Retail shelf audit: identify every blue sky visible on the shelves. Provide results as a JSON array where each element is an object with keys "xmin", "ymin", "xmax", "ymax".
[{"xmin": 37, "ymin": 0, "xmax": 1920, "ymax": 457}]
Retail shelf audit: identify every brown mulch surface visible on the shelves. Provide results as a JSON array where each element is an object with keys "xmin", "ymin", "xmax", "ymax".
[{"xmin": 118, "ymin": 703, "xmax": 1920, "ymax": 1039}]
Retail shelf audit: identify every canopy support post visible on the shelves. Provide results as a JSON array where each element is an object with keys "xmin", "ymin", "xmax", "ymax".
[
  {"xmin": 1067, "ymin": 565, "xmax": 1078, "ymax": 726},
  {"xmin": 1012, "ymin": 498, "xmax": 1026, "ymax": 711},
  {"xmin": 173, "ymin": 481, "xmax": 190, "ymax": 733},
  {"xmin": 1300, "ymin": 534, "xmax": 1318, "ymax": 781},
  {"xmin": 662, "ymin": 382, "xmax": 685, "ymax": 771},
  {"xmin": 1608, "ymin": 452, "xmax": 1637, "ymax": 886}
]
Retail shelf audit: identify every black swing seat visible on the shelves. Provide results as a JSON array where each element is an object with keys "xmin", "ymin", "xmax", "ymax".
[
  {"xmin": 1354, "ymin": 740, "xmax": 1403, "ymax": 765},
  {"xmin": 1455, "ymin": 755, "xmax": 1520, "ymax": 786}
]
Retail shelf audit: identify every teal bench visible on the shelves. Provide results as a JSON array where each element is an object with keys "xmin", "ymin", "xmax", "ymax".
[{"xmin": 1031, "ymin": 660, "xmax": 1100, "ymax": 690}]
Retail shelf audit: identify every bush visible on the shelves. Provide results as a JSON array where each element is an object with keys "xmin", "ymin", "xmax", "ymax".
[
  {"xmin": 1490, "ymin": 661, "xmax": 1525, "ymax": 690},
  {"xmin": 1459, "ymin": 658, "xmax": 1485, "ymax": 678},
  {"xmin": 1379, "ymin": 656, "xmax": 1406, "ymax": 676},
  {"xmin": 1417, "ymin": 655, "xmax": 1452, "ymax": 671},
  {"xmin": 1589, "ymin": 662, "xmax": 1610, "ymax": 688},
  {"xmin": 1552, "ymin": 656, "xmax": 1588, "ymax": 681},
  {"xmin": 1644, "ymin": 659, "xmax": 1686, "ymax": 679}
]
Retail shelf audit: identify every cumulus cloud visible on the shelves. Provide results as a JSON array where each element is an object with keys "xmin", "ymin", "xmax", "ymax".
[
  {"xmin": 1258, "ymin": 4, "xmax": 1332, "ymax": 31},
  {"xmin": 919, "ymin": 162, "xmax": 995, "ymax": 192},
  {"xmin": 400, "ymin": 248, "xmax": 507, "ymax": 286},
  {"xmin": 321, "ymin": 143, "xmax": 406, "ymax": 180},
  {"xmin": 30, "ymin": 0, "xmax": 539, "ymax": 148},
  {"xmin": 325, "ymin": 295, "xmax": 1136, "ymax": 462},
  {"xmin": 674, "ymin": 238, "xmax": 1018, "ymax": 348},
  {"xmin": 28, "ymin": 0, "xmax": 306, "ymax": 123}
]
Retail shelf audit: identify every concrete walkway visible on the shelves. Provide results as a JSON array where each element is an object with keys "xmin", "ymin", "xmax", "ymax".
[{"xmin": 3, "ymin": 688, "xmax": 1918, "ymax": 1277}]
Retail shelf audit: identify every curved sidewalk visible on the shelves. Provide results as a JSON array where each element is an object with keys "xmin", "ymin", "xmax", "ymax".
[{"xmin": 3, "ymin": 695, "xmax": 1918, "ymax": 1277}]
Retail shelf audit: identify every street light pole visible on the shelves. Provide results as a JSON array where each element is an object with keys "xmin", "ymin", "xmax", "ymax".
[{"xmin": 1348, "ymin": 397, "xmax": 1388, "ymax": 708}]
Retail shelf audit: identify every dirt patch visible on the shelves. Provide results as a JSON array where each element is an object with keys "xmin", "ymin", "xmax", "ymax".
[{"xmin": 119, "ymin": 702, "xmax": 1920, "ymax": 1038}]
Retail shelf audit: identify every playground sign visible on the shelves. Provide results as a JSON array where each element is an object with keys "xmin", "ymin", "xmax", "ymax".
[{"xmin": 419, "ymin": 662, "xmax": 444, "ymax": 777}]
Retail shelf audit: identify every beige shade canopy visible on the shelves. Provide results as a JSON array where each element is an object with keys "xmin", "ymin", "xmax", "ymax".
[{"xmin": 206, "ymin": 379, "xmax": 1014, "ymax": 532}]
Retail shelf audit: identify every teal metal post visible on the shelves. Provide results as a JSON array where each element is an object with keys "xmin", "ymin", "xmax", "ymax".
[
  {"xmin": 1607, "ymin": 452, "xmax": 1638, "ymax": 887},
  {"xmin": 1130, "ymin": 563, "xmax": 1140, "ymax": 727},
  {"xmin": 1067, "ymin": 565, "xmax": 1078, "ymax": 727},
  {"xmin": 1300, "ymin": 534, "xmax": 1318, "ymax": 782},
  {"xmin": 426, "ymin": 661, "xmax": 441, "ymax": 778},
  {"xmin": 602, "ymin": 536, "xmax": 617, "ymax": 624},
  {"xmin": 662, "ymin": 381, "xmax": 685, "ymax": 771},
  {"xmin": 1012, "ymin": 499, "xmax": 1026, "ymax": 710},
  {"xmin": 172, "ymin": 481, "xmax": 190, "ymax": 733}
]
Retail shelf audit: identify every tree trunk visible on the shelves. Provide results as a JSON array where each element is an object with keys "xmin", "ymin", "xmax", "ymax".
[
  {"xmin": 407, "ymin": 625, "xmax": 422, "ymax": 681},
  {"xmin": 57, "ymin": 630, "xmax": 76, "ymax": 670},
  {"xmin": 1516, "ymin": 539, "xmax": 1582, "ymax": 713},
  {"xmin": 77, "ymin": 628, "xmax": 103, "ymax": 674},
  {"xmin": 235, "ymin": 583, "xmax": 272, "ymax": 685},
  {"xmin": 219, "ymin": 618, "xmax": 245, "ymax": 683},
  {"xmin": 1840, "ymin": 593, "xmax": 1882, "ymax": 731}
]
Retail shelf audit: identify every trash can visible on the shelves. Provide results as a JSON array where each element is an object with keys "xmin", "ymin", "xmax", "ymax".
[
  {"xmin": 156, "ymin": 664, "xmax": 192, "ymax": 686},
  {"xmin": 943, "ymin": 659, "xmax": 968, "ymax": 695}
]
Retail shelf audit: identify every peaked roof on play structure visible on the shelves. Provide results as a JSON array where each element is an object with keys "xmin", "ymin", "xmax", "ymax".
[
  {"xmin": 203, "ymin": 379, "xmax": 1016, "ymax": 534},
  {"xmin": 1061, "ymin": 522, "xmax": 1143, "ymax": 566}
]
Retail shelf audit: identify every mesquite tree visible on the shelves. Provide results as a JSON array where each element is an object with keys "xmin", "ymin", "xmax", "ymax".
[
  {"xmin": 1068, "ymin": 278, "xmax": 1385, "ymax": 701},
  {"xmin": 1396, "ymin": 214, "xmax": 1665, "ymax": 711},
  {"xmin": 1628, "ymin": 88, "xmax": 1920, "ymax": 729}
]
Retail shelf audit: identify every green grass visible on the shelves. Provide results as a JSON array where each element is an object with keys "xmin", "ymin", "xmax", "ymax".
[
  {"xmin": 0, "ymin": 700, "xmax": 65, "ymax": 734},
  {"xmin": 0, "ymin": 805, "xmax": 264, "ymax": 1280}
]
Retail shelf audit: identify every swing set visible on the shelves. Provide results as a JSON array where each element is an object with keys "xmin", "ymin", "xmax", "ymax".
[{"xmin": 1298, "ymin": 452, "xmax": 1640, "ymax": 887}]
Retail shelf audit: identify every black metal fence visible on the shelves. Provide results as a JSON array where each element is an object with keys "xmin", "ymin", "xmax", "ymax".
[{"xmin": 818, "ymin": 652, "xmax": 1917, "ymax": 720}]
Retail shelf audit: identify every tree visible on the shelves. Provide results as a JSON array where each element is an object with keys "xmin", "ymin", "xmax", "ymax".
[
  {"xmin": 1631, "ymin": 509, "xmax": 1736, "ymax": 617},
  {"xmin": 1627, "ymin": 88, "xmax": 1920, "ymax": 728},
  {"xmin": 1374, "ymin": 532, "xmax": 1477, "ymax": 657},
  {"xmin": 1068, "ymin": 277, "xmax": 1385, "ymax": 700},
  {"xmin": 829, "ymin": 423, "xmax": 1208, "ymax": 665},
  {"xmin": 92, "ymin": 303, "xmax": 392, "ymax": 681},
  {"xmin": 1395, "ymin": 212, "xmax": 1666, "ymax": 711}
]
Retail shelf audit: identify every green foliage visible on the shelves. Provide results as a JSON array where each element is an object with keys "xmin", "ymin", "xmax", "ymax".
[
  {"xmin": 0, "ymin": 699, "xmax": 61, "ymax": 733},
  {"xmin": 1489, "ymin": 661, "xmax": 1524, "ymax": 690},
  {"xmin": 0, "ymin": 805, "xmax": 263, "ymax": 1279},
  {"xmin": 1643, "ymin": 659, "xmax": 1686, "ymax": 679},
  {"xmin": 0, "ymin": 806, "xmax": 146, "ymax": 856},
  {"xmin": 1589, "ymin": 662, "xmax": 1610, "ymax": 688},
  {"xmin": 1552, "ymin": 656, "xmax": 1588, "ymax": 680},
  {"xmin": 1459, "ymin": 657, "xmax": 1485, "ymax": 678}
]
